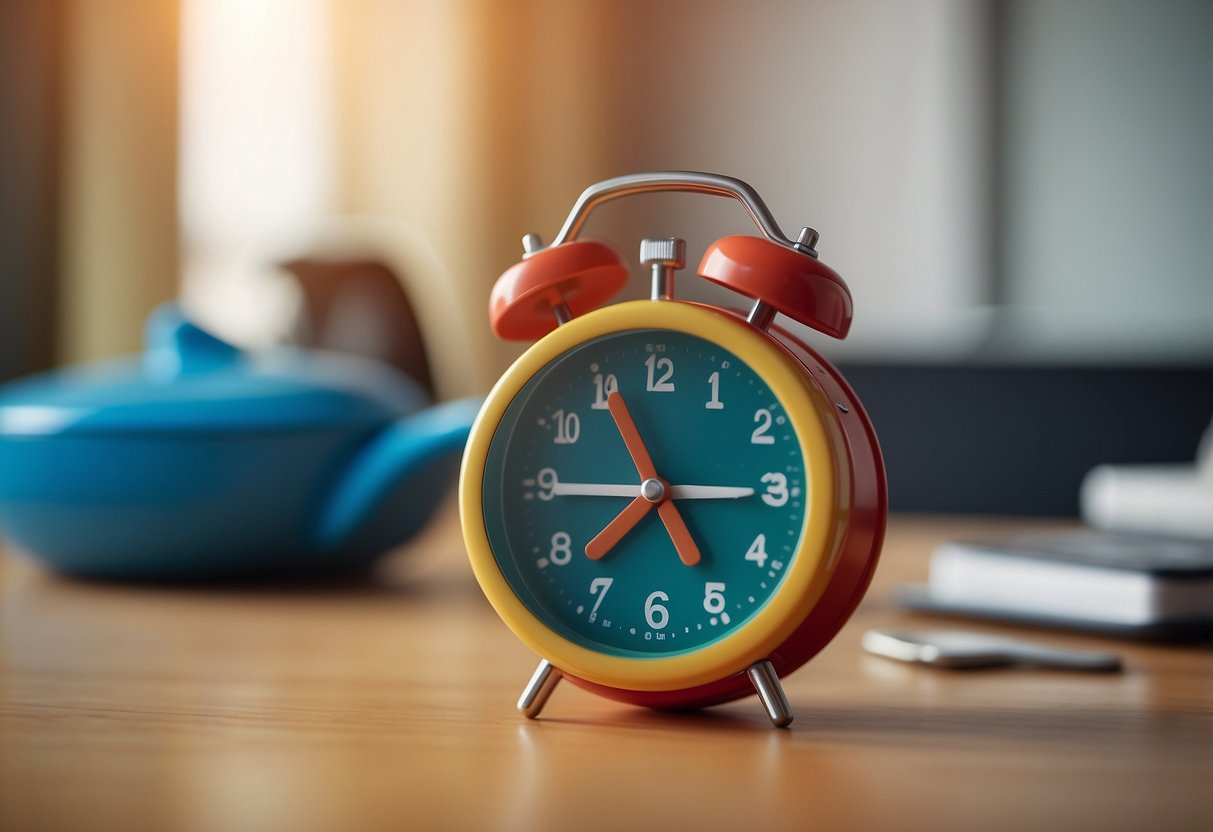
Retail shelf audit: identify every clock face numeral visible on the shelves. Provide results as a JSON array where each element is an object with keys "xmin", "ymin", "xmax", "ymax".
[
  {"xmin": 645, "ymin": 353, "xmax": 675, "ymax": 392},
  {"xmin": 483, "ymin": 328, "xmax": 806, "ymax": 656},
  {"xmin": 549, "ymin": 531, "xmax": 572, "ymax": 565},
  {"xmin": 744, "ymin": 534, "xmax": 768, "ymax": 568},
  {"xmin": 591, "ymin": 372, "xmax": 618, "ymax": 409},
  {"xmin": 761, "ymin": 472, "xmax": 789, "ymax": 507},
  {"xmin": 552, "ymin": 409, "xmax": 581, "ymax": 444},
  {"xmin": 644, "ymin": 590, "xmax": 670, "ymax": 629},
  {"xmin": 588, "ymin": 577, "xmax": 613, "ymax": 622},
  {"xmin": 751, "ymin": 408, "xmax": 775, "ymax": 444},
  {"xmin": 535, "ymin": 467, "xmax": 558, "ymax": 501},
  {"xmin": 706, "ymin": 371, "xmax": 724, "ymax": 410}
]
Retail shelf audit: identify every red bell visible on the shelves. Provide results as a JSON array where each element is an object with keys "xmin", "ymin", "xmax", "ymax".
[
  {"xmin": 489, "ymin": 241, "xmax": 628, "ymax": 341},
  {"xmin": 698, "ymin": 235, "xmax": 853, "ymax": 339}
]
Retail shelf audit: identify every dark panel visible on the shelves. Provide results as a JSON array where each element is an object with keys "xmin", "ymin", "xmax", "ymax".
[
  {"xmin": 840, "ymin": 364, "xmax": 1213, "ymax": 516},
  {"xmin": 0, "ymin": 1, "xmax": 63, "ymax": 381}
]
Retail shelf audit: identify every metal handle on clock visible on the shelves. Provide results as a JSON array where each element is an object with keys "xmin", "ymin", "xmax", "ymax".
[{"xmin": 546, "ymin": 171, "xmax": 801, "ymax": 251}]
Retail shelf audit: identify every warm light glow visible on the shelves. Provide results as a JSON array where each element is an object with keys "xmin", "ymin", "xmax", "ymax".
[{"xmin": 179, "ymin": 0, "xmax": 336, "ymax": 345}]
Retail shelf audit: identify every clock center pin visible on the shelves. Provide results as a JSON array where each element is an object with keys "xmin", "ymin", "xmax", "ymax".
[{"xmin": 640, "ymin": 477, "xmax": 667, "ymax": 504}]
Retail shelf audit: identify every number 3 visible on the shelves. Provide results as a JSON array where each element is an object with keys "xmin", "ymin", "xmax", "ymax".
[{"xmin": 761, "ymin": 472, "xmax": 788, "ymax": 507}]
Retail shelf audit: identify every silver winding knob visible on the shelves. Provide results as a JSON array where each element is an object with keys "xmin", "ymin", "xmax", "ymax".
[{"xmin": 640, "ymin": 237, "xmax": 687, "ymax": 300}]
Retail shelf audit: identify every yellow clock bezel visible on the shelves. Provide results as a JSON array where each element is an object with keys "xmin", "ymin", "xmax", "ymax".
[{"xmin": 460, "ymin": 300, "xmax": 847, "ymax": 692}]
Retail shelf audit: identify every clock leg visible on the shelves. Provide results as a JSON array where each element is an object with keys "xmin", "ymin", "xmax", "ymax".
[
  {"xmin": 517, "ymin": 659, "xmax": 563, "ymax": 718},
  {"xmin": 747, "ymin": 660, "xmax": 794, "ymax": 728}
]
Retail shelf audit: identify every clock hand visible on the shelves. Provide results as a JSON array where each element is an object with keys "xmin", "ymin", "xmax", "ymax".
[
  {"xmin": 669, "ymin": 485, "xmax": 755, "ymax": 499},
  {"xmin": 552, "ymin": 482, "xmax": 639, "ymax": 498},
  {"xmin": 605, "ymin": 391, "xmax": 657, "ymax": 480},
  {"xmin": 605, "ymin": 391, "xmax": 701, "ymax": 566},
  {"xmin": 584, "ymin": 495, "xmax": 652, "ymax": 560},
  {"xmin": 658, "ymin": 500, "xmax": 701, "ymax": 566},
  {"xmin": 551, "ymin": 482, "xmax": 755, "ymax": 499}
]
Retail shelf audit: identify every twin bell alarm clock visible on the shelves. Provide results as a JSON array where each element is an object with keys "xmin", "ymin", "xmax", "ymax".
[{"xmin": 460, "ymin": 172, "xmax": 886, "ymax": 727}]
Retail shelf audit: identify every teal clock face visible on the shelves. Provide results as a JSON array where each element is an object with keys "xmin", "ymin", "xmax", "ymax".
[{"xmin": 482, "ymin": 328, "xmax": 807, "ymax": 657}]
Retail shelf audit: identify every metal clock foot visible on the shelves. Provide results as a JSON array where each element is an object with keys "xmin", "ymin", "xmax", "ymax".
[
  {"xmin": 517, "ymin": 659, "xmax": 563, "ymax": 719},
  {"xmin": 747, "ymin": 660, "xmax": 794, "ymax": 728}
]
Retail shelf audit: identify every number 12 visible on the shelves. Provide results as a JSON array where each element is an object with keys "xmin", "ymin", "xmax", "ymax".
[{"xmin": 645, "ymin": 354, "xmax": 675, "ymax": 392}]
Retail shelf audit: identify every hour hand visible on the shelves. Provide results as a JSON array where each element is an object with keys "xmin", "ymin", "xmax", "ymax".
[
  {"xmin": 584, "ymin": 496, "xmax": 652, "ymax": 560},
  {"xmin": 657, "ymin": 500, "xmax": 701, "ymax": 566}
]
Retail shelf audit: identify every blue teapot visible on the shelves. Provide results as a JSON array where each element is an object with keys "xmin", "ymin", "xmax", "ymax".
[{"xmin": 0, "ymin": 305, "xmax": 480, "ymax": 580}]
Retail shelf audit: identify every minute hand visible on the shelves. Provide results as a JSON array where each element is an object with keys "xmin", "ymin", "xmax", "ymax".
[
  {"xmin": 549, "ymin": 482, "xmax": 754, "ymax": 499},
  {"xmin": 669, "ymin": 485, "xmax": 755, "ymax": 499}
]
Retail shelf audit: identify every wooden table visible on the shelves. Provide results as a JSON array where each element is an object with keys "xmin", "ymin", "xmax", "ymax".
[{"xmin": 2, "ymin": 507, "xmax": 1210, "ymax": 832}]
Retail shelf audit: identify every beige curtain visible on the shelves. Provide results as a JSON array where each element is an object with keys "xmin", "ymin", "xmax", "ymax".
[
  {"xmin": 59, "ymin": 0, "xmax": 180, "ymax": 364},
  {"xmin": 332, "ymin": 0, "xmax": 627, "ymax": 394}
]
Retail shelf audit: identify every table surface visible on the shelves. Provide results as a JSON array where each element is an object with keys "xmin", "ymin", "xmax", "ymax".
[{"xmin": 2, "ymin": 506, "xmax": 1211, "ymax": 832}]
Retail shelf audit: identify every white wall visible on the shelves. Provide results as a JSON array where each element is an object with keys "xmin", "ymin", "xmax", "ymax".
[
  {"xmin": 997, "ymin": 0, "xmax": 1213, "ymax": 364},
  {"xmin": 578, "ymin": 0, "xmax": 1212, "ymax": 365},
  {"xmin": 562, "ymin": 0, "xmax": 1000, "ymax": 363}
]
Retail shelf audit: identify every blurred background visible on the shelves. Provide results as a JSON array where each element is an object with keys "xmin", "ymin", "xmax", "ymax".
[{"xmin": 2, "ymin": 0, "xmax": 1210, "ymax": 516}]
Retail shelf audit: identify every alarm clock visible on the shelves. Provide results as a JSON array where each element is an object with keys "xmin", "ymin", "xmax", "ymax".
[{"xmin": 460, "ymin": 171, "xmax": 886, "ymax": 727}]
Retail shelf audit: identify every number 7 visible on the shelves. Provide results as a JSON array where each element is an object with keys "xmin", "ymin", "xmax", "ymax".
[{"xmin": 589, "ymin": 577, "xmax": 614, "ymax": 622}]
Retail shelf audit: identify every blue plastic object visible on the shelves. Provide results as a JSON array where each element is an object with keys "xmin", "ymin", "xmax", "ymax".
[{"xmin": 0, "ymin": 305, "xmax": 480, "ymax": 580}]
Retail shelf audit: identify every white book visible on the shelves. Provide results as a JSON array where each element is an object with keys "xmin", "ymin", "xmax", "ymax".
[{"xmin": 898, "ymin": 531, "xmax": 1213, "ymax": 638}]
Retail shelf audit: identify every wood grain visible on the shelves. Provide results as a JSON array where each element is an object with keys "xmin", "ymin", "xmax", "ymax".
[{"xmin": 2, "ymin": 506, "xmax": 1210, "ymax": 832}]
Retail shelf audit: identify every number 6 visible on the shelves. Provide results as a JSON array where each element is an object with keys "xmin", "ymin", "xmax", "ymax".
[{"xmin": 644, "ymin": 591, "xmax": 670, "ymax": 629}]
